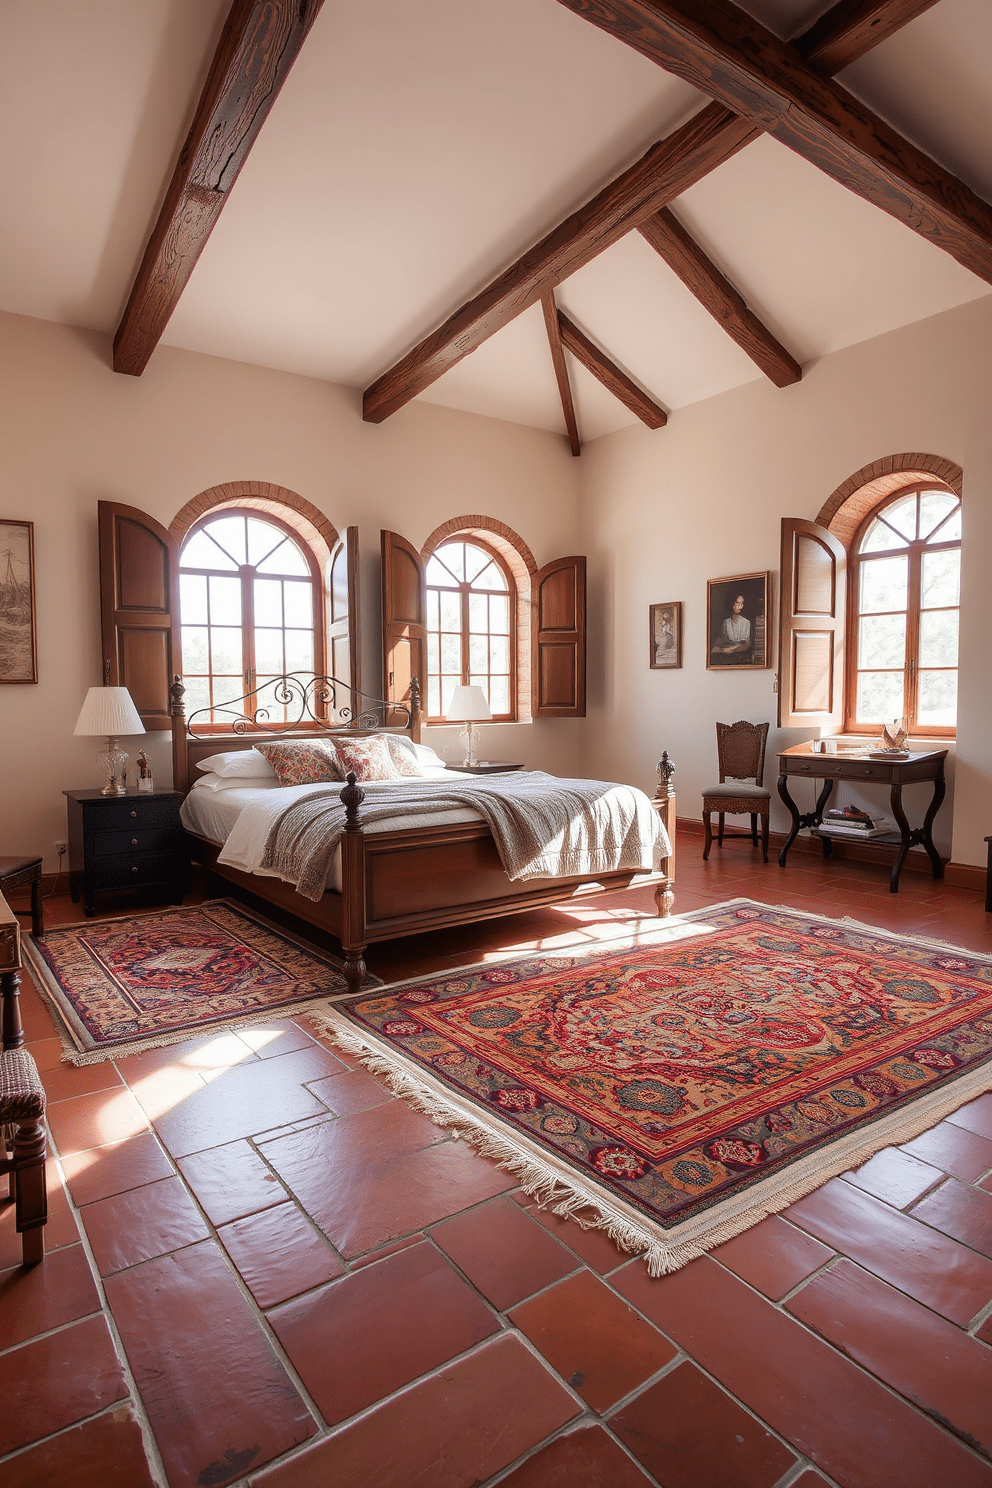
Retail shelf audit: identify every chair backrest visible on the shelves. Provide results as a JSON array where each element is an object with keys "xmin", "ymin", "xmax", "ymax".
[{"xmin": 716, "ymin": 720, "xmax": 769, "ymax": 786}]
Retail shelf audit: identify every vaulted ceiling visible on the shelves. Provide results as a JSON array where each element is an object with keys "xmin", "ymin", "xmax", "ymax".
[{"xmin": 1, "ymin": 0, "xmax": 989, "ymax": 445}]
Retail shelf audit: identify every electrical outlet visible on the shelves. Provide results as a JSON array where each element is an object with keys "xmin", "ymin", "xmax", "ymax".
[{"xmin": 54, "ymin": 840, "xmax": 67, "ymax": 857}]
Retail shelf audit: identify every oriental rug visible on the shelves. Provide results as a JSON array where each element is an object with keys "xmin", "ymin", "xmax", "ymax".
[
  {"xmin": 24, "ymin": 900, "xmax": 363, "ymax": 1065},
  {"xmin": 311, "ymin": 899, "xmax": 992, "ymax": 1274}
]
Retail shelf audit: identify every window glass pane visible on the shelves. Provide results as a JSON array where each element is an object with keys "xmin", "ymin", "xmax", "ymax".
[
  {"xmin": 182, "ymin": 675, "xmax": 210, "ymax": 719},
  {"xmin": 436, "ymin": 543, "xmax": 465, "ymax": 581},
  {"xmin": 255, "ymin": 628, "xmax": 284, "ymax": 673},
  {"xmin": 441, "ymin": 633, "xmax": 461, "ymax": 672},
  {"xmin": 860, "ymin": 518, "xmax": 904, "ymax": 555},
  {"xmin": 211, "ymin": 677, "xmax": 245, "ymax": 712},
  {"xmin": 469, "ymin": 675, "xmax": 488, "ymax": 697},
  {"xmin": 489, "ymin": 635, "xmax": 509, "ymax": 672},
  {"xmin": 426, "ymin": 555, "xmax": 458, "ymax": 586},
  {"xmin": 917, "ymin": 670, "xmax": 957, "ymax": 727},
  {"xmin": 257, "ymin": 538, "xmax": 309, "ymax": 576},
  {"xmin": 473, "ymin": 560, "xmax": 507, "ymax": 591},
  {"xmin": 180, "ymin": 573, "xmax": 207, "ymax": 624},
  {"xmin": 463, "ymin": 544, "xmax": 490, "ymax": 582},
  {"xmin": 489, "ymin": 594, "xmax": 510, "ymax": 633},
  {"xmin": 428, "ymin": 679, "xmax": 440, "ymax": 717},
  {"xmin": 210, "ymin": 627, "xmax": 242, "ymax": 674},
  {"xmin": 858, "ymin": 613, "xmax": 905, "ymax": 670},
  {"xmin": 427, "ymin": 634, "xmax": 439, "ymax": 671},
  {"xmin": 182, "ymin": 626, "xmax": 209, "ymax": 673},
  {"xmin": 856, "ymin": 670, "xmax": 905, "ymax": 724},
  {"xmin": 204, "ymin": 516, "xmax": 247, "ymax": 564},
  {"xmin": 489, "ymin": 676, "xmax": 509, "ymax": 714},
  {"xmin": 439, "ymin": 590, "xmax": 461, "ymax": 631},
  {"xmin": 881, "ymin": 495, "xmax": 917, "ymax": 541},
  {"xmin": 283, "ymin": 582, "xmax": 313, "ymax": 628},
  {"xmin": 468, "ymin": 593, "xmax": 488, "ymax": 633},
  {"xmin": 246, "ymin": 518, "xmax": 284, "ymax": 566},
  {"xmin": 918, "ymin": 492, "xmax": 958, "ymax": 540},
  {"xmin": 919, "ymin": 609, "xmax": 959, "ymax": 667},
  {"xmin": 284, "ymin": 631, "xmax": 314, "ymax": 673},
  {"xmin": 859, "ymin": 555, "xmax": 908, "ymax": 614},
  {"xmin": 921, "ymin": 549, "xmax": 960, "ymax": 609},
  {"xmin": 469, "ymin": 634, "xmax": 488, "ymax": 671},
  {"xmin": 441, "ymin": 676, "xmax": 458, "ymax": 715},
  {"xmin": 253, "ymin": 679, "xmax": 286, "ymax": 722},
  {"xmin": 209, "ymin": 575, "xmax": 241, "ymax": 626},
  {"xmin": 928, "ymin": 508, "xmax": 961, "ymax": 543},
  {"xmin": 426, "ymin": 589, "xmax": 440, "ymax": 628},
  {"xmin": 181, "ymin": 530, "xmax": 237, "ymax": 571},
  {"xmin": 254, "ymin": 579, "xmax": 283, "ymax": 626}
]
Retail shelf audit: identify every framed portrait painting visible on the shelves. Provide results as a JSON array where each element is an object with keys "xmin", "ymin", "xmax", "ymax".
[
  {"xmin": 649, "ymin": 602, "xmax": 682, "ymax": 669},
  {"xmin": 706, "ymin": 572, "xmax": 770, "ymax": 670},
  {"xmin": 0, "ymin": 520, "xmax": 37, "ymax": 684}
]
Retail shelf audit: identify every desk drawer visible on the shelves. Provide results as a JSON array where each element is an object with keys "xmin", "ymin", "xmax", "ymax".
[{"xmin": 784, "ymin": 759, "xmax": 884, "ymax": 781}]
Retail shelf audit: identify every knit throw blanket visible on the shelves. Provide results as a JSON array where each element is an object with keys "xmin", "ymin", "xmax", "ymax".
[{"xmin": 261, "ymin": 771, "xmax": 670, "ymax": 902}]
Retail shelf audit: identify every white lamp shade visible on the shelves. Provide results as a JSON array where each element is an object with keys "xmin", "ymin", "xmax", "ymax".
[
  {"xmin": 445, "ymin": 684, "xmax": 491, "ymax": 723},
  {"xmin": 73, "ymin": 686, "xmax": 146, "ymax": 737}
]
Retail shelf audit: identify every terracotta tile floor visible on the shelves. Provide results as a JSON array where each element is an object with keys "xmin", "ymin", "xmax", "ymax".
[{"xmin": 2, "ymin": 839, "xmax": 992, "ymax": 1487}]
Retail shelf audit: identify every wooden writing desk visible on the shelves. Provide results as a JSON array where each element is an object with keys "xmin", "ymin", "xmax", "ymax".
[{"xmin": 776, "ymin": 743, "xmax": 947, "ymax": 894}]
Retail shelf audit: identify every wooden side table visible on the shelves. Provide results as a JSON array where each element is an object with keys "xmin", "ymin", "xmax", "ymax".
[{"xmin": 63, "ymin": 789, "xmax": 188, "ymax": 917}]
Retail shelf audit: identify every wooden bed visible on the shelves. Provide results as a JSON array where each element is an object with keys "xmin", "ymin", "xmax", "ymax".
[{"xmin": 170, "ymin": 674, "xmax": 675, "ymax": 990}]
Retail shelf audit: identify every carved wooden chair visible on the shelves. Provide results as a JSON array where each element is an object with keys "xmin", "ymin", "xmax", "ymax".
[
  {"xmin": 0, "ymin": 855, "xmax": 44, "ymax": 938},
  {"xmin": 702, "ymin": 721, "xmax": 770, "ymax": 863},
  {"xmin": 0, "ymin": 891, "xmax": 47, "ymax": 1265}
]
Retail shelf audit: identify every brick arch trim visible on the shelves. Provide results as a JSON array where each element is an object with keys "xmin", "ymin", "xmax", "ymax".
[
  {"xmin": 421, "ymin": 515, "xmax": 537, "ymax": 577},
  {"xmin": 169, "ymin": 482, "xmax": 339, "ymax": 570},
  {"xmin": 817, "ymin": 454, "xmax": 963, "ymax": 546}
]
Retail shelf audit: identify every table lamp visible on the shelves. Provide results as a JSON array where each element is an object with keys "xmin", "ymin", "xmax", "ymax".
[
  {"xmin": 73, "ymin": 686, "xmax": 145, "ymax": 795},
  {"xmin": 446, "ymin": 684, "xmax": 491, "ymax": 767}
]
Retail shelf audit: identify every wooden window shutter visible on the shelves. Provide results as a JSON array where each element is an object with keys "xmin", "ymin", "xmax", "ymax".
[
  {"xmin": 532, "ymin": 555, "xmax": 586, "ymax": 718},
  {"xmin": 98, "ymin": 501, "xmax": 180, "ymax": 730},
  {"xmin": 327, "ymin": 526, "xmax": 361, "ymax": 717},
  {"xmin": 381, "ymin": 530, "xmax": 426, "ymax": 726},
  {"xmin": 778, "ymin": 517, "xmax": 846, "ymax": 729}
]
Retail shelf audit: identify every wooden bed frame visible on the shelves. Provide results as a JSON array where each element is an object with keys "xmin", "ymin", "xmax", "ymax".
[{"xmin": 170, "ymin": 674, "xmax": 675, "ymax": 990}]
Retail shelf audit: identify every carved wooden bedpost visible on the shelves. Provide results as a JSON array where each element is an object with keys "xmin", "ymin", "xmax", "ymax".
[
  {"xmin": 170, "ymin": 675, "xmax": 188, "ymax": 793},
  {"xmin": 339, "ymin": 772, "xmax": 368, "ymax": 990},
  {"xmin": 652, "ymin": 751, "xmax": 676, "ymax": 918},
  {"xmin": 409, "ymin": 674, "xmax": 423, "ymax": 743}
]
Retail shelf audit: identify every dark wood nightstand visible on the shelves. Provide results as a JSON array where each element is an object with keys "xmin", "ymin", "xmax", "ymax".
[
  {"xmin": 63, "ymin": 789, "xmax": 188, "ymax": 918},
  {"xmin": 454, "ymin": 762, "xmax": 525, "ymax": 774}
]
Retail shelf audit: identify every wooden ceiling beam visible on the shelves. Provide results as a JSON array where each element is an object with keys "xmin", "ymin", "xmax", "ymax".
[
  {"xmin": 792, "ymin": 0, "xmax": 944, "ymax": 74},
  {"xmin": 114, "ymin": 0, "xmax": 325, "ymax": 377},
  {"xmin": 557, "ymin": 311, "xmax": 668, "ymax": 427},
  {"xmin": 638, "ymin": 207, "xmax": 801, "ymax": 385},
  {"xmin": 541, "ymin": 292, "xmax": 582, "ymax": 455},
  {"xmin": 555, "ymin": 0, "xmax": 992, "ymax": 285}
]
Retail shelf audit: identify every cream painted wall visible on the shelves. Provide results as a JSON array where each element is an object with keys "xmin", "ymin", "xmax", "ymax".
[
  {"xmin": 0, "ymin": 312, "xmax": 583, "ymax": 870},
  {"xmin": 577, "ymin": 297, "xmax": 992, "ymax": 869}
]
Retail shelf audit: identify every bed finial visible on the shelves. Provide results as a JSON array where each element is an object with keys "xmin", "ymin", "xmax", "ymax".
[
  {"xmin": 656, "ymin": 750, "xmax": 675, "ymax": 798},
  {"xmin": 341, "ymin": 771, "xmax": 365, "ymax": 831}
]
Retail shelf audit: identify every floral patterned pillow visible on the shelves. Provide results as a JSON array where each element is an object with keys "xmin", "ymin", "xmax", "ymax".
[
  {"xmin": 254, "ymin": 740, "xmax": 344, "ymax": 787},
  {"xmin": 333, "ymin": 734, "xmax": 407, "ymax": 782},
  {"xmin": 385, "ymin": 735, "xmax": 425, "ymax": 777}
]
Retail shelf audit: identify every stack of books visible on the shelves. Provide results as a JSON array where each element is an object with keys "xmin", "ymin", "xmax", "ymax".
[{"xmin": 818, "ymin": 806, "xmax": 893, "ymax": 840}]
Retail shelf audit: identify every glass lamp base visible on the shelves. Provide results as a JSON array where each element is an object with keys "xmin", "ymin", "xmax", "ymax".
[{"xmin": 97, "ymin": 739, "xmax": 129, "ymax": 795}]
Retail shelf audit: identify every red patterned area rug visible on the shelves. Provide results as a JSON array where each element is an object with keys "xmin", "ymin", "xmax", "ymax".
[
  {"xmin": 311, "ymin": 899, "xmax": 992, "ymax": 1274},
  {"xmin": 24, "ymin": 900, "xmax": 361, "ymax": 1065}
]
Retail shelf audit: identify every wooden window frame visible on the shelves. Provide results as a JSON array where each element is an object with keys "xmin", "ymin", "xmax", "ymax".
[
  {"xmin": 179, "ymin": 507, "xmax": 326, "ymax": 732},
  {"xmin": 425, "ymin": 536, "xmax": 517, "ymax": 724},
  {"xmin": 843, "ymin": 482, "xmax": 960, "ymax": 738}
]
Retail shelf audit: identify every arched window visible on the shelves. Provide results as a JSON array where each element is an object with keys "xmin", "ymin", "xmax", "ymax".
[
  {"xmin": 425, "ymin": 538, "xmax": 515, "ymax": 721},
  {"xmin": 179, "ymin": 510, "xmax": 323, "ymax": 724},
  {"xmin": 848, "ymin": 486, "xmax": 961, "ymax": 734}
]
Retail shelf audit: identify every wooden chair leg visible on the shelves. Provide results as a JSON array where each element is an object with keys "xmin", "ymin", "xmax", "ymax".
[
  {"xmin": 703, "ymin": 813, "xmax": 713, "ymax": 860},
  {"xmin": 718, "ymin": 812, "xmax": 725, "ymax": 846},
  {"xmin": 30, "ymin": 871, "xmax": 44, "ymax": 938},
  {"xmin": 750, "ymin": 812, "xmax": 758, "ymax": 846},
  {"xmin": 12, "ymin": 1116, "xmax": 47, "ymax": 1266},
  {"xmin": 761, "ymin": 813, "xmax": 770, "ymax": 863}
]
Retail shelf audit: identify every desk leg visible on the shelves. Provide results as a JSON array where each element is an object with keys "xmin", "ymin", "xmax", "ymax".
[
  {"xmin": 777, "ymin": 775, "xmax": 800, "ymax": 866},
  {"xmin": 889, "ymin": 785, "xmax": 911, "ymax": 892},
  {"xmin": 778, "ymin": 775, "xmax": 834, "ymax": 868},
  {"xmin": 921, "ymin": 776, "xmax": 946, "ymax": 879}
]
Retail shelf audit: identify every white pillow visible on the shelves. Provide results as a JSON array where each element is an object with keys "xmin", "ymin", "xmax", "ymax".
[
  {"xmin": 192, "ymin": 774, "xmax": 282, "ymax": 793},
  {"xmin": 412, "ymin": 740, "xmax": 446, "ymax": 768},
  {"xmin": 195, "ymin": 749, "xmax": 277, "ymax": 780}
]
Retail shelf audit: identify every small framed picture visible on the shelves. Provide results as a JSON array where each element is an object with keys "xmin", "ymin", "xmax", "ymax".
[
  {"xmin": 706, "ymin": 572, "xmax": 770, "ymax": 670},
  {"xmin": 649, "ymin": 602, "xmax": 682, "ymax": 669},
  {"xmin": 0, "ymin": 519, "xmax": 38, "ymax": 684}
]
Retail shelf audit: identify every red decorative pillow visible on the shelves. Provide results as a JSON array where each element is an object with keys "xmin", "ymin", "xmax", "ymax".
[
  {"xmin": 254, "ymin": 740, "xmax": 343, "ymax": 787},
  {"xmin": 333, "ymin": 734, "xmax": 406, "ymax": 782}
]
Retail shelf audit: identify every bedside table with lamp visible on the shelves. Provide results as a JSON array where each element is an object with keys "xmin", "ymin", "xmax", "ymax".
[{"xmin": 444, "ymin": 684, "xmax": 523, "ymax": 774}]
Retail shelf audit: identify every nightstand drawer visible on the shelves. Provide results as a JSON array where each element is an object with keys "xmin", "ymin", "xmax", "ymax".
[
  {"xmin": 85, "ymin": 797, "xmax": 179, "ymax": 829},
  {"xmin": 88, "ymin": 853, "xmax": 179, "ymax": 890},
  {"xmin": 91, "ymin": 827, "xmax": 178, "ymax": 860}
]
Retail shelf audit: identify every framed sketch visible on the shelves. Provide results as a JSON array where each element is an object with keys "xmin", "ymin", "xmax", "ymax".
[
  {"xmin": 706, "ymin": 571, "xmax": 770, "ymax": 670},
  {"xmin": 649, "ymin": 601, "xmax": 682, "ymax": 669},
  {"xmin": 0, "ymin": 519, "xmax": 38, "ymax": 684}
]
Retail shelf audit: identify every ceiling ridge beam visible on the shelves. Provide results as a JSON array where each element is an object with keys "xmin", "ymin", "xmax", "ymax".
[
  {"xmin": 114, "ymin": 0, "xmax": 325, "ymax": 377},
  {"xmin": 638, "ymin": 206, "xmax": 802, "ymax": 385},
  {"xmin": 557, "ymin": 310, "xmax": 668, "ymax": 427},
  {"xmin": 541, "ymin": 292, "xmax": 582, "ymax": 454},
  {"xmin": 555, "ymin": 0, "xmax": 992, "ymax": 286},
  {"xmin": 792, "ymin": 0, "xmax": 943, "ymax": 74}
]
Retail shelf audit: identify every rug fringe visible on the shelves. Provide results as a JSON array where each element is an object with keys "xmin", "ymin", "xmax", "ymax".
[{"xmin": 308, "ymin": 1005, "xmax": 992, "ymax": 1277}]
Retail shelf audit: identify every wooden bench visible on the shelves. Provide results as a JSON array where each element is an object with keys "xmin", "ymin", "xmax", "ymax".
[{"xmin": 0, "ymin": 889, "xmax": 47, "ymax": 1265}]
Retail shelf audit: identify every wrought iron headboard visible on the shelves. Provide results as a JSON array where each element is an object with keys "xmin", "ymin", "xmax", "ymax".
[{"xmin": 179, "ymin": 672, "xmax": 420, "ymax": 737}]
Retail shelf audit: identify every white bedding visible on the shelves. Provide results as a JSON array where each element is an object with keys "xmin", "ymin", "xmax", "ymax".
[{"xmin": 180, "ymin": 767, "xmax": 480, "ymax": 893}]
